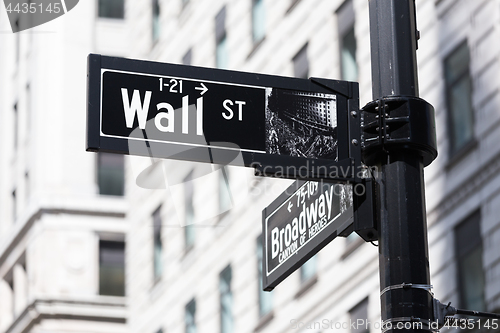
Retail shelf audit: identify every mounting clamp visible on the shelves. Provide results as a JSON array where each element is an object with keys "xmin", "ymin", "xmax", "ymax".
[
  {"xmin": 380, "ymin": 282, "xmax": 433, "ymax": 297},
  {"xmin": 361, "ymin": 96, "xmax": 438, "ymax": 167}
]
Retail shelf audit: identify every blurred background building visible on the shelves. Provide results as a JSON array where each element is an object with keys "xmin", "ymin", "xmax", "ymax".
[
  {"xmin": 0, "ymin": 0, "xmax": 130, "ymax": 332},
  {"xmin": 0, "ymin": 0, "xmax": 500, "ymax": 333}
]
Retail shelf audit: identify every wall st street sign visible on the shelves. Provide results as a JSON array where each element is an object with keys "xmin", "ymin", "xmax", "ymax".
[
  {"xmin": 86, "ymin": 54, "xmax": 361, "ymax": 181},
  {"xmin": 262, "ymin": 180, "xmax": 355, "ymax": 291}
]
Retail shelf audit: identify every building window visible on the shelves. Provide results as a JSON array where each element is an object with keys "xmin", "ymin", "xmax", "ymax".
[
  {"xmin": 4, "ymin": 272, "xmax": 14, "ymax": 319},
  {"xmin": 215, "ymin": 6, "xmax": 228, "ymax": 69},
  {"xmin": 14, "ymin": 102, "xmax": 18, "ymax": 149},
  {"xmin": 12, "ymin": 189, "xmax": 17, "ymax": 223},
  {"xmin": 220, "ymin": 265, "xmax": 233, "ymax": 333},
  {"xmin": 216, "ymin": 36, "xmax": 228, "ymax": 69},
  {"xmin": 293, "ymin": 43, "xmax": 309, "ymax": 79},
  {"xmin": 98, "ymin": 0, "xmax": 125, "ymax": 19},
  {"xmin": 287, "ymin": 0, "xmax": 301, "ymax": 14},
  {"xmin": 300, "ymin": 255, "xmax": 317, "ymax": 282},
  {"xmin": 252, "ymin": 0, "xmax": 265, "ymax": 44},
  {"xmin": 26, "ymin": 84, "xmax": 31, "ymax": 136},
  {"xmin": 340, "ymin": 27, "xmax": 357, "ymax": 81},
  {"xmin": 346, "ymin": 232, "xmax": 360, "ymax": 245},
  {"xmin": 183, "ymin": 48, "xmax": 193, "ymax": 66},
  {"xmin": 185, "ymin": 298, "xmax": 197, "ymax": 333},
  {"xmin": 153, "ymin": 206, "xmax": 163, "ymax": 281},
  {"xmin": 152, "ymin": 0, "xmax": 160, "ymax": 43},
  {"xmin": 455, "ymin": 210, "xmax": 485, "ymax": 311},
  {"xmin": 99, "ymin": 240, "xmax": 125, "ymax": 296},
  {"xmin": 337, "ymin": 0, "xmax": 357, "ymax": 82},
  {"xmin": 219, "ymin": 167, "xmax": 232, "ymax": 214},
  {"xmin": 184, "ymin": 172, "xmax": 195, "ymax": 249},
  {"xmin": 350, "ymin": 298, "xmax": 369, "ymax": 333},
  {"xmin": 25, "ymin": 172, "xmax": 29, "ymax": 203},
  {"xmin": 97, "ymin": 153, "xmax": 125, "ymax": 196},
  {"xmin": 256, "ymin": 236, "xmax": 272, "ymax": 317},
  {"xmin": 13, "ymin": 261, "xmax": 28, "ymax": 315},
  {"xmin": 444, "ymin": 41, "xmax": 474, "ymax": 157},
  {"xmin": 15, "ymin": 19, "xmax": 20, "ymax": 60}
]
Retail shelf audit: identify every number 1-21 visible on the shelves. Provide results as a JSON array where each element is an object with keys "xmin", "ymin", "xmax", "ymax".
[{"xmin": 159, "ymin": 78, "xmax": 183, "ymax": 93}]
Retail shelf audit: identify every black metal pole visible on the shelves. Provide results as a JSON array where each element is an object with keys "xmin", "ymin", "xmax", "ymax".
[{"xmin": 367, "ymin": 0, "xmax": 435, "ymax": 331}]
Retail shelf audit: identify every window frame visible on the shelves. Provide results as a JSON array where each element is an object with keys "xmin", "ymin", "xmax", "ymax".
[
  {"xmin": 98, "ymin": 239, "xmax": 126, "ymax": 297},
  {"xmin": 454, "ymin": 210, "xmax": 485, "ymax": 312},
  {"xmin": 286, "ymin": 0, "xmax": 301, "ymax": 14},
  {"xmin": 184, "ymin": 171, "xmax": 195, "ymax": 250},
  {"xmin": 251, "ymin": 0, "xmax": 265, "ymax": 44},
  {"xmin": 218, "ymin": 166, "xmax": 232, "ymax": 215},
  {"xmin": 337, "ymin": 0, "xmax": 358, "ymax": 82},
  {"xmin": 256, "ymin": 236, "xmax": 272, "ymax": 318},
  {"xmin": 215, "ymin": 6, "xmax": 228, "ymax": 69},
  {"xmin": 96, "ymin": 152, "xmax": 125, "ymax": 197},
  {"xmin": 14, "ymin": 102, "xmax": 18, "ymax": 149},
  {"xmin": 12, "ymin": 189, "xmax": 17, "ymax": 223},
  {"xmin": 444, "ymin": 40, "xmax": 475, "ymax": 160},
  {"xmin": 219, "ymin": 265, "xmax": 233, "ymax": 333},
  {"xmin": 182, "ymin": 48, "xmax": 193, "ymax": 66},
  {"xmin": 97, "ymin": 0, "xmax": 125, "ymax": 19},
  {"xmin": 152, "ymin": 0, "xmax": 161, "ymax": 43},
  {"xmin": 153, "ymin": 205, "xmax": 163, "ymax": 281},
  {"xmin": 185, "ymin": 298, "xmax": 197, "ymax": 333},
  {"xmin": 293, "ymin": 43, "xmax": 309, "ymax": 79},
  {"xmin": 299, "ymin": 254, "xmax": 317, "ymax": 283},
  {"xmin": 349, "ymin": 297, "xmax": 370, "ymax": 333}
]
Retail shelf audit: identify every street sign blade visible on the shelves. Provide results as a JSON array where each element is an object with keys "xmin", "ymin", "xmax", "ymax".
[
  {"xmin": 262, "ymin": 180, "xmax": 354, "ymax": 291},
  {"xmin": 87, "ymin": 54, "xmax": 361, "ymax": 181}
]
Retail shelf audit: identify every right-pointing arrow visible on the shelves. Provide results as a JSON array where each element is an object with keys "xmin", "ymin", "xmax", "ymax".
[{"xmin": 195, "ymin": 83, "xmax": 208, "ymax": 96}]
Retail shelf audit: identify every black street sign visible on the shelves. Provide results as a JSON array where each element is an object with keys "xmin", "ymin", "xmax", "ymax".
[
  {"xmin": 262, "ymin": 180, "xmax": 354, "ymax": 291},
  {"xmin": 87, "ymin": 54, "xmax": 361, "ymax": 181}
]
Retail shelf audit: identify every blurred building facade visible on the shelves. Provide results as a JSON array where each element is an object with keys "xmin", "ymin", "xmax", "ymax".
[
  {"xmin": 0, "ymin": 0, "xmax": 499, "ymax": 333},
  {"xmin": 0, "ymin": 0, "xmax": 131, "ymax": 332},
  {"xmin": 124, "ymin": 0, "xmax": 500, "ymax": 333}
]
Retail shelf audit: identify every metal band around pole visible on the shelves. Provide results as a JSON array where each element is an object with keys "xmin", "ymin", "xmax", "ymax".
[{"xmin": 380, "ymin": 283, "xmax": 433, "ymax": 297}]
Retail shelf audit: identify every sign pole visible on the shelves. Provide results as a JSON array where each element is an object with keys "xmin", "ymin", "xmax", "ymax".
[{"xmin": 366, "ymin": 0, "xmax": 437, "ymax": 331}]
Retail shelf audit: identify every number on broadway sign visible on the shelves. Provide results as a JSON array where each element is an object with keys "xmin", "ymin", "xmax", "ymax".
[
  {"xmin": 87, "ymin": 54, "xmax": 361, "ymax": 181},
  {"xmin": 262, "ymin": 181, "xmax": 354, "ymax": 291}
]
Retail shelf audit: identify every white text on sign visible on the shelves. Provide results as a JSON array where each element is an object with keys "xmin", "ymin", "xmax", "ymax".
[
  {"xmin": 222, "ymin": 99, "xmax": 246, "ymax": 121},
  {"xmin": 271, "ymin": 185, "xmax": 337, "ymax": 263},
  {"xmin": 121, "ymin": 89, "xmax": 203, "ymax": 135},
  {"xmin": 121, "ymin": 88, "xmax": 248, "ymax": 134}
]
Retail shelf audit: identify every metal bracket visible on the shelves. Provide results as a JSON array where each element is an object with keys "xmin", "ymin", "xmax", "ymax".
[
  {"xmin": 432, "ymin": 298, "xmax": 500, "ymax": 330},
  {"xmin": 432, "ymin": 298, "xmax": 457, "ymax": 330},
  {"xmin": 353, "ymin": 178, "xmax": 378, "ymax": 242},
  {"xmin": 380, "ymin": 283, "xmax": 433, "ymax": 297},
  {"xmin": 361, "ymin": 96, "xmax": 438, "ymax": 167}
]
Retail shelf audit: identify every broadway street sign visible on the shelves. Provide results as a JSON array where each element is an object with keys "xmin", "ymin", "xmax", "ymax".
[
  {"xmin": 262, "ymin": 180, "xmax": 354, "ymax": 291},
  {"xmin": 87, "ymin": 54, "xmax": 361, "ymax": 181}
]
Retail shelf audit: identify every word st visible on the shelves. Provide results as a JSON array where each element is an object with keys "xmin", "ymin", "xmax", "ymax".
[{"xmin": 222, "ymin": 99, "xmax": 246, "ymax": 121}]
